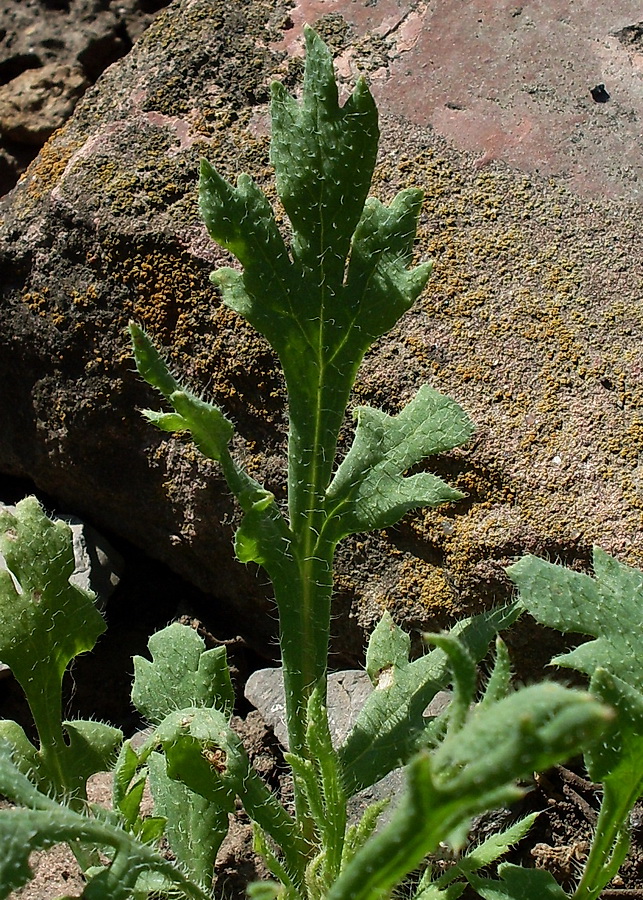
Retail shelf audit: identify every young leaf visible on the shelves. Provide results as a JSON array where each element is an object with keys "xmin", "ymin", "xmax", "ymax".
[
  {"xmin": 323, "ymin": 386, "xmax": 473, "ymax": 541},
  {"xmin": 431, "ymin": 683, "xmax": 609, "ymax": 793},
  {"xmin": 304, "ymin": 684, "xmax": 347, "ymax": 883},
  {"xmin": 467, "ymin": 863, "xmax": 569, "ymax": 900},
  {"xmin": 424, "ymin": 632, "xmax": 477, "ymax": 735},
  {"xmin": 130, "ymin": 322, "xmax": 234, "ymax": 464},
  {"xmin": 112, "ymin": 740, "xmax": 148, "ymax": 831},
  {"xmin": 479, "ymin": 636, "xmax": 513, "ymax": 707},
  {"xmin": 131, "ymin": 623, "xmax": 237, "ymax": 887},
  {"xmin": 338, "ymin": 605, "xmax": 520, "ymax": 797},
  {"xmin": 327, "ymin": 687, "xmax": 609, "ymax": 900},
  {"xmin": 145, "ymin": 706, "xmax": 309, "ymax": 886},
  {"xmin": 132, "ymin": 622, "xmax": 234, "ymax": 724},
  {"xmin": 147, "ymin": 750, "xmax": 229, "ymax": 888},
  {"xmin": 508, "ymin": 547, "xmax": 643, "ymax": 690},
  {"xmin": 0, "ymin": 743, "xmax": 210, "ymax": 900},
  {"xmin": 434, "ymin": 812, "xmax": 540, "ymax": 890}
]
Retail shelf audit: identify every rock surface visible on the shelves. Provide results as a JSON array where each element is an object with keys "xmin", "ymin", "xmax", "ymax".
[
  {"xmin": 0, "ymin": 64, "xmax": 89, "ymax": 146},
  {"xmin": 0, "ymin": 0, "xmax": 172, "ymax": 194},
  {"xmin": 245, "ymin": 666, "xmax": 452, "ymax": 824},
  {"xmin": 0, "ymin": 0, "xmax": 642, "ymax": 667}
]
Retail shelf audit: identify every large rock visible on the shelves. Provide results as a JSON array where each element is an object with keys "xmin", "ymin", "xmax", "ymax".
[
  {"xmin": 1, "ymin": 0, "xmax": 642, "ymax": 667},
  {"xmin": 0, "ymin": 0, "xmax": 173, "ymax": 194}
]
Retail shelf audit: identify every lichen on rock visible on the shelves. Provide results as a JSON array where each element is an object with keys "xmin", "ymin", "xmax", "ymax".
[{"xmin": 1, "ymin": 0, "xmax": 641, "ymax": 670}]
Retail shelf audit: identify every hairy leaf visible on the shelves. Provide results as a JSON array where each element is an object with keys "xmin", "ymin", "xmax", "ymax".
[
  {"xmin": 0, "ymin": 744, "xmax": 209, "ymax": 900},
  {"xmin": 147, "ymin": 751, "xmax": 228, "ymax": 887},
  {"xmin": 0, "ymin": 498, "xmax": 120, "ymax": 798},
  {"xmin": 440, "ymin": 812, "xmax": 540, "ymax": 885},
  {"xmin": 146, "ymin": 706, "xmax": 309, "ymax": 885},
  {"xmin": 130, "ymin": 323, "xmax": 234, "ymax": 464},
  {"xmin": 327, "ymin": 680, "xmax": 607, "ymax": 900},
  {"xmin": 339, "ymin": 605, "xmax": 520, "ymax": 797},
  {"xmin": 324, "ymin": 386, "xmax": 473, "ymax": 541},
  {"xmin": 508, "ymin": 547, "xmax": 643, "ymax": 689},
  {"xmin": 509, "ymin": 547, "xmax": 643, "ymax": 899},
  {"xmin": 132, "ymin": 622, "xmax": 234, "ymax": 724}
]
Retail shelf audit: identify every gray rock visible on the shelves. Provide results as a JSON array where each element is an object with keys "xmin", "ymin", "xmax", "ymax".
[
  {"xmin": 245, "ymin": 667, "xmax": 452, "ymax": 826},
  {"xmin": 245, "ymin": 668, "xmax": 379, "ymax": 751}
]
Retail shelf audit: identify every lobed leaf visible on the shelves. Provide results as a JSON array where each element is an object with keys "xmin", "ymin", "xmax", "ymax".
[
  {"xmin": 0, "ymin": 498, "xmax": 120, "ymax": 798},
  {"xmin": 197, "ymin": 27, "xmax": 434, "ymax": 514},
  {"xmin": 324, "ymin": 386, "xmax": 473, "ymax": 541},
  {"xmin": 0, "ymin": 743, "xmax": 210, "ymax": 900},
  {"xmin": 132, "ymin": 622, "xmax": 234, "ymax": 725},
  {"xmin": 508, "ymin": 547, "xmax": 643, "ymax": 691},
  {"xmin": 270, "ymin": 27, "xmax": 378, "ymax": 282}
]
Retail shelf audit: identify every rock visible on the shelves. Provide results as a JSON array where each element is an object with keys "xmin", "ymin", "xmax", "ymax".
[
  {"xmin": 245, "ymin": 667, "xmax": 452, "ymax": 750},
  {"xmin": 246, "ymin": 669, "xmax": 372, "ymax": 750},
  {"xmin": 0, "ymin": 500, "xmax": 123, "ymax": 676},
  {"xmin": 0, "ymin": 0, "xmax": 173, "ymax": 193},
  {"xmin": 0, "ymin": 0, "xmax": 642, "ymax": 672},
  {"xmin": 0, "ymin": 64, "xmax": 89, "ymax": 145}
]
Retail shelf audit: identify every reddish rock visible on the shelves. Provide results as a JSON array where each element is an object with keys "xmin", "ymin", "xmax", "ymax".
[{"xmin": 0, "ymin": 0, "xmax": 642, "ymax": 668}]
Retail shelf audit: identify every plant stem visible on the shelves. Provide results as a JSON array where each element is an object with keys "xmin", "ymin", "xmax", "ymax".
[{"xmin": 573, "ymin": 779, "xmax": 641, "ymax": 900}]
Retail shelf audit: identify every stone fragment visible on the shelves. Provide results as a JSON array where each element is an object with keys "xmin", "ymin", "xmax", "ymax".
[
  {"xmin": 0, "ymin": 64, "xmax": 89, "ymax": 145},
  {"xmin": 245, "ymin": 666, "xmax": 452, "ymax": 826}
]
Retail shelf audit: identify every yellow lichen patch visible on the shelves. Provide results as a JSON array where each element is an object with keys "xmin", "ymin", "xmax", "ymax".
[
  {"xmin": 21, "ymin": 127, "xmax": 84, "ymax": 204},
  {"xmin": 20, "ymin": 288, "xmax": 68, "ymax": 329},
  {"xmin": 394, "ymin": 557, "xmax": 459, "ymax": 619},
  {"xmin": 351, "ymin": 129, "xmax": 643, "ymax": 613}
]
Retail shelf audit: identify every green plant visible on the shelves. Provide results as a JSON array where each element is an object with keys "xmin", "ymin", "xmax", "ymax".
[
  {"xmin": 0, "ymin": 28, "xmax": 617, "ymax": 900},
  {"xmin": 499, "ymin": 549, "xmax": 643, "ymax": 900}
]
